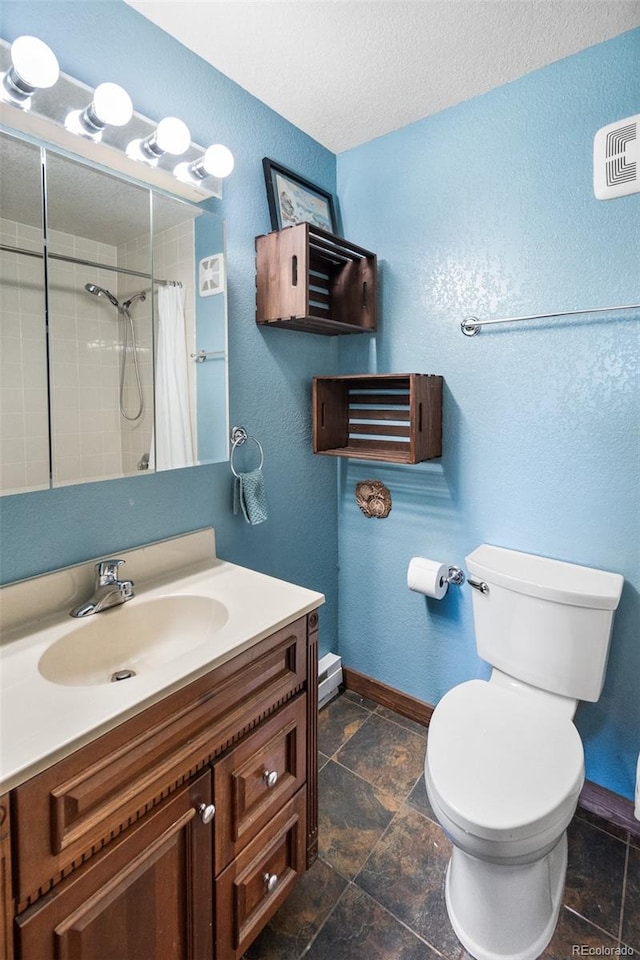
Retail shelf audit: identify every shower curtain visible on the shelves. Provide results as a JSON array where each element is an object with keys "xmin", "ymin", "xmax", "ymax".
[{"xmin": 154, "ymin": 284, "xmax": 194, "ymax": 470}]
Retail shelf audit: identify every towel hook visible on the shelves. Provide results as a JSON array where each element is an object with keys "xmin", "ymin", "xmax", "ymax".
[{"xmin": 230, "ymin": 426, "xmax": 264, "ymax": 478}]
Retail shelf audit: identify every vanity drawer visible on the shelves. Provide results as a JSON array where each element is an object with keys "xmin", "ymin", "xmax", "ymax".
[
  {"xmin": 12, "ymin": 616, "xmax": 307, "ymax": 907},
  {"xmin": 215, "ymin": 787, "xmax": 306, "ymax": 960},
  {"xmin": 214, "ymin": 694, "xmax": 306, "ymax": 874}
]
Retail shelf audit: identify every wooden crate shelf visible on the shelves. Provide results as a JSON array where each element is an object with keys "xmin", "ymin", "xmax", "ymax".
[
  {"xmin": 256, "ymin": 224, "xmax": 377, "ymax": 335},
  {"xmin": 312, "ymin": 374, "xmax": 443, "ymax": 464}
]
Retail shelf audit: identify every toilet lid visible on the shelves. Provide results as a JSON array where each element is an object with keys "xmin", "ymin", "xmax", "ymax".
[{"xmin": 426, "ymin": 680, "xmax": 584, "ymax": 841}]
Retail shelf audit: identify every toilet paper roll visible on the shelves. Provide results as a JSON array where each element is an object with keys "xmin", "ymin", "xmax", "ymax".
[{"xmin": 407, "ymin": 557, "xmax": 449, "ymax": 600}]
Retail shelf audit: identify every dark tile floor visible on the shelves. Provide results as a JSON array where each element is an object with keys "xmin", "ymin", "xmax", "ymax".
[{"xmin": 245, "ymin": 690, "xmax": 640, "ymax": 960}]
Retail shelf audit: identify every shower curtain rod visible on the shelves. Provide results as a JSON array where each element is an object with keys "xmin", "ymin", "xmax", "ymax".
[
  {"xmin": 0, "ymin": 242, "xmax": 181, "ymax": 286},
  {"xmin": 461, "ymin": 301, "xmax": 640, "ymax": 336}
]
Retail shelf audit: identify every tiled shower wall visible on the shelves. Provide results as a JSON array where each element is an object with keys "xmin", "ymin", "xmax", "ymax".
[
  {"xmin": 47, "ymin": 229, "xmax": 123, "ymax": 485},
  {"xmin": 0, "ymin": 218, "xmax": 48, "ymax": 494}
]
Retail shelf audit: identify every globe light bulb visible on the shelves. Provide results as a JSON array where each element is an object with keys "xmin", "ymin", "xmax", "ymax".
[
  {"xmin": 127, "ymin": 116, "xmax": 191, "ymax": 164},
  {"xmin": 65, "ymin": 82, "xmax": 133, "ymax": 140},
  {"xmin": 174, "ymin": 143, "xmax": 234, "ymax": 184},
  {"xmin": 91, "ymin": 82, "xmax": 133, "ymax": 127},
  {"xmin": 155, "ymin": 117, "xmax": 191, "ymax": 155},
  {"xmin": 1, "ymin": 35, "xmax": 59, "ymax": 107},
  {"xmin": 201, "ymin": 144, "xmax": 235, "ymax": 179}
]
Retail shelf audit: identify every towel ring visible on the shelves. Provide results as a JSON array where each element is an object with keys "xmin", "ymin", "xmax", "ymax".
[{"xmin": 230, "ymin": 426, "xmax": 264, "ymax": 478}]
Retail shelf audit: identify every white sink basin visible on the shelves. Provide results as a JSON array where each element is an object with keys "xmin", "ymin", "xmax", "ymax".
[{"xmin": 38, "ymin": 595, "xmax": 229, "ymax": 687}]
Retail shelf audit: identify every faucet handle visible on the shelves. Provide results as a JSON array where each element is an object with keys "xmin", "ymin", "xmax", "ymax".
[
  {"xmin": 96, "ymin": 558, "xmax": 125, "ymax": 584},
  {"xmin": 118, "ymin": 579, "xmax": 135, "ymax": 601}
]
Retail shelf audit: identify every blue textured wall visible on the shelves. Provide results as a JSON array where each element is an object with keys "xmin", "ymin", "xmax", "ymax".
[
  {"xmin": 0, "ymin": 1, "xmax": 339, "ymax": 653},
  {"xmin": 336, "ymin": 29, "xmax": 640, "ymax": 800}
]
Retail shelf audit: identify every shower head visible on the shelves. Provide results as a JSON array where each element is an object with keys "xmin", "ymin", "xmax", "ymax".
[{"xmin": 84, "ymin": 283, "xmax": 119, "ymax": 308}]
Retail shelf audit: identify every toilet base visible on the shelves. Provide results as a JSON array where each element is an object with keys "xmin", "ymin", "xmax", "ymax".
[{"xmin": 444, "ymin": 831, "xmax": 567, "ymax": 960}]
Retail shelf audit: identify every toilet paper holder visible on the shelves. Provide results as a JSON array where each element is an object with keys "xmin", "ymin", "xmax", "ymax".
[
  {"xmin": 407, "ymin": 557, "xmax": 466, "ymax": 599},
  {"xmin": 443, "ymin": 566, "xmax": 465, "ymax": 587}
]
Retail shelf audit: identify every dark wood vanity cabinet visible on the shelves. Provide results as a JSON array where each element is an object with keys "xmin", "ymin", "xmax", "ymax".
[
  {"xmin": 16, "ymin": 771, "xmax": 214, "ymax": 960},
  {"xmin": 0, "ymin": 796, "xmax": 12, "ymax": 960},
  {"xmin": 6, "ymin": 611, "xmax": 320, "ymax": 960}
]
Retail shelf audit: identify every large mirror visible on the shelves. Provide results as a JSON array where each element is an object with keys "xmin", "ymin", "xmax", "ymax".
[{"xmin": 0, "ymin": 129, "xmax": 228, "ymax": 495}]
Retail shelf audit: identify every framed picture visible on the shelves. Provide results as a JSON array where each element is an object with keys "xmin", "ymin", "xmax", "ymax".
[{"xmin": 263, "ymin": 158, "xmax": 338, "ymax": 234}]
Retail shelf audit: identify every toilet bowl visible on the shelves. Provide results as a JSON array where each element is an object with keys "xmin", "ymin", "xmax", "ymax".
[
  {"xmin": 425, "ymin": 679, "xmax": 584, "ymax": 960},
  {"xmin": 424, "ymin": 544, "xmax": 624, "ymax": 960},
  {"xmin": 426, "ymin": 680, "xmax": 584, "ymax": 863}
]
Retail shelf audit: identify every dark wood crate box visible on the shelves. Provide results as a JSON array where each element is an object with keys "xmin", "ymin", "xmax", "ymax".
[
  {"xmin": 312, "ymin": 374, "xmax": 443, "ymax": 464},
  {"xmin": 256, "ymin": 224, "xmax": 376, "ymax": 335}
]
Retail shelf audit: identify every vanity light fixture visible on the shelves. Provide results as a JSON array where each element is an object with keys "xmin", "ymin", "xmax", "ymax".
[
  {"xmin": 175, "ymin": 143, "xmax": 235, "ymax": 183},
  {"xmin": 126, "ymin": 116, "xmax": 191, "ymax": 164},
  {"xmin": 65, "ymin": 81, "xmax": 133, "ymax": 140},
  {"xmin": 0, "ymin": 35, "xmax": 230, "ymax": 199},
  {"xmin": 0, "ymin": 35, "xmax": 59, "ymax": 107}
]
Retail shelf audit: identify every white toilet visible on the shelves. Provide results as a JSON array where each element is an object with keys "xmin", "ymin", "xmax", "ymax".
[{"xmin": 424, "ymin": 544, "xmax": 624, "ymax": 960}]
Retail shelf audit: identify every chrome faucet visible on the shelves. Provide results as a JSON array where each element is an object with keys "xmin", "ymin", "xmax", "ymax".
[{"xmin": 70, "ymin": 559, "xmax": 135, "ymax": 618}]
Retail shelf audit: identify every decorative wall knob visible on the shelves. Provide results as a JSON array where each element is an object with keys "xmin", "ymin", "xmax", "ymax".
[
  {"xmin": 198, "ymin": 802, "xmax": 216, "ymax": 824},
  {"xmin": 264, "ymin": 872, "xmax": 278, "ymax": 893},
  {"xmin": 263, "ymin": 769, "xmax": 278, "ymax": 788},
  {"xmin": 355, "ymin": 479, "xmax": 392, "ymax": 519}
]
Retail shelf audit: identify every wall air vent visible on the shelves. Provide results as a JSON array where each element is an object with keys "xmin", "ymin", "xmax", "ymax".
[{"xmin": 594, "ymin": 114, "xmax": 639, "ymax": 199}]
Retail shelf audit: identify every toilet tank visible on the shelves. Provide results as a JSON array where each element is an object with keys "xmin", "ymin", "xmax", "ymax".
[{"xmin": 466, "ymin": 545, "xmax": 624, "ymax": 702}]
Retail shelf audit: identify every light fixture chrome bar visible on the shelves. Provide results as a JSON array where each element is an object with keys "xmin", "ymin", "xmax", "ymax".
[
  {"xmin": 461, "ymin": 302, "xmax": 640, "ymax": 336},
  {"xmin": 0, "ymin": 242, "xmax": 177, "ymax": 286}
]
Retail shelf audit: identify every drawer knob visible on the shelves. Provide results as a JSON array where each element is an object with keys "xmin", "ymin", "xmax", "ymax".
[
  {"xmin": 264, "ymin": 872, "xmax": 278, "ymax": 893},
  {"xmin": 263, "ymin": 769, "xmax": 278, "ymax": 789},
  {"xmin": 197, "ymin": 802, "xmax": 216, "ymax": 825}
]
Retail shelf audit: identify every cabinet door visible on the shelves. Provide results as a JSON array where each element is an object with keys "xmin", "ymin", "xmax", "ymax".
[
  {"xmin": 0, "ymin": 795, "xmax": 12, "ymax": 960},
  {"xmin": 15, "ymin": 771, "xmax": 213, "ymax": 960}
]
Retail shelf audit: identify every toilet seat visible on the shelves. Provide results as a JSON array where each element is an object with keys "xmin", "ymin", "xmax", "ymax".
[{"xmin": 426, "ymin": 680, "xmax": 584, "ymax": 843}]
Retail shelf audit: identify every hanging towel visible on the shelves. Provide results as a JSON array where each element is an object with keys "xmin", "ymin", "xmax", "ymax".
[{"xmin": 233, "ymin": 468, "xmax": 268, "ymax": 525}]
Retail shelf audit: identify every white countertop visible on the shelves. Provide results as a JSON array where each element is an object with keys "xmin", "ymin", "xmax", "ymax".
[{"xmin": 0, "ymin": 530, "xmax": 324, "ymax": 793}]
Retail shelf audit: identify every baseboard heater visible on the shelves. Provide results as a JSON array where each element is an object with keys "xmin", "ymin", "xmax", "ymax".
[{"xmin": 318, "ymin": 653, "xmax": 343, "ymax": 709}]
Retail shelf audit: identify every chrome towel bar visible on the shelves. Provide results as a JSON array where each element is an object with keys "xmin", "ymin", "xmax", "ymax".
[
  {"xmin": 190, "ymin": 349, "xmax": 226, "ymax": 363},
  {"xmin": 461, "ymin": 301, "xmax": 640, "ymax": 336}
]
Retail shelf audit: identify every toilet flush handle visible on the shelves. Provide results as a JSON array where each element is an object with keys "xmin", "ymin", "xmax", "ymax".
[{"xmin": 468, "ymin": 577, "xmax": 489, "ymax": 594}]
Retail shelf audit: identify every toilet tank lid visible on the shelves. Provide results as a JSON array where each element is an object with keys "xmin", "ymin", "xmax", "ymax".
[{"xmin": 465, "ymin": 545, "xmax": 624, "ymax": 610}]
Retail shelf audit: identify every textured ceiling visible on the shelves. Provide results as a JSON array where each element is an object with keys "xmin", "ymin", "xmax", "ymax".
[{"xmin": 123, "ymin": 0, "xmax": 640, "ymax": 153}]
